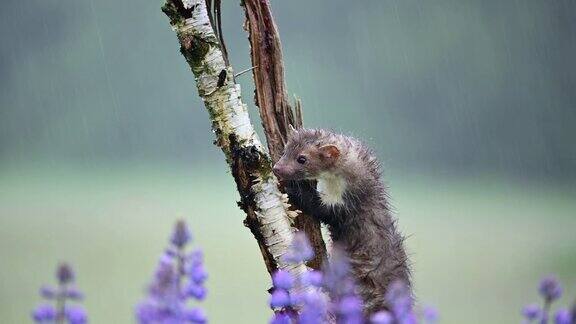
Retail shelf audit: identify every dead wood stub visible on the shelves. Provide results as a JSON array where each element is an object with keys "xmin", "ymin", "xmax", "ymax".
[{"xmin": 242, "ymin": 0, "xmax": 327, "ymax": 270}]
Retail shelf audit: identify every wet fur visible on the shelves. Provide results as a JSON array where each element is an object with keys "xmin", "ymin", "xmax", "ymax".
[{"xmin": 279, "ymin": 129, "xmax": 411, "ymax": 314}]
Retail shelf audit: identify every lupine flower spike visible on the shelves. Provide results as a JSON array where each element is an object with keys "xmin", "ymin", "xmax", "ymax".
[
  {"xmin": 522, "ymin": 275, "xmax": 572, "ymax": 324},
  {"xmin": 268, "ymin": 232, "xmax": 329, "ymax": 324},
  {"xmin": 522, "ymin": 304, "xmax": 543, "ymax": 323},
  {"xmin": 270, "ymin": 232, "xmax": 439, "ymax": 324},
  {"xmin": 136, "ymin": 220, "xmax": 208, "ymax": 323},
  {"xmin": 323, "ymin": 247, "xmax": 364, "ymax": 324},
  {"xmin": 32, "ymin": 263, "xmax": 87, "ymax": 324},
  {"xmin": 554, "ymin": 308, "xmax": 572, "ymax": 324},
  {"xmin": 539, "ymin": 275, "xmax": 563, "ymax": 324}
]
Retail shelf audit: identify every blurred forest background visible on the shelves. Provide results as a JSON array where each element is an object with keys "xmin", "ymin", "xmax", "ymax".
[{"xmin": 1, "ymin": 0, "xmax": 575, "ymax": 323}]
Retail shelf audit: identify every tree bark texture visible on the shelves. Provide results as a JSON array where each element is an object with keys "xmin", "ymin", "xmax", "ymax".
[
  {"xmin": 242, "ymin": 0, "xmax": 327, "ymax": 270},
  {"xmin": 161, "ymin": 0, "xmax": 309, "ymax": 281}
]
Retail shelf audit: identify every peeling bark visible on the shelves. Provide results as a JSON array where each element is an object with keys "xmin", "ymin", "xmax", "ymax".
[{"xmin": 242, "ymin": 0, "xmax": 328, "ymax": 270}]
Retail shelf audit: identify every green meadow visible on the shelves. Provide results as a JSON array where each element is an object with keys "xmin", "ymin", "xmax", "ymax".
[{"xmin": 1, "ymin": 164, "xmax": 574, "ymax": 323}]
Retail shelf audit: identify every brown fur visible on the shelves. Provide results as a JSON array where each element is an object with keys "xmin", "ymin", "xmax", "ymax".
[{"xmin": 273, "ymin": 128, "xmax": 411, "ymax": 314}]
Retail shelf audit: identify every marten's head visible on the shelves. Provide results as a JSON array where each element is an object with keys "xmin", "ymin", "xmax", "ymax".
[{"xmin": 273, "ymin": 128, "xmax": 341, "ymax": 180}]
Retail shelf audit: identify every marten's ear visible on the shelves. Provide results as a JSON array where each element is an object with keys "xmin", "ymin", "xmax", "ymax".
[
  {"xmin": 287, "ymin": 124, "xmax": 296, "ymax": 137},
  {"xmin": 319, "ymin": 145, "xmax": 340, "ymax": 160}
]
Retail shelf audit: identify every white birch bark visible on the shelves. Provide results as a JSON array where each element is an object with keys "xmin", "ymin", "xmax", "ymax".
[{"xmin": 163, "ymin": 0, "xmax": 310, "ymax": 287}]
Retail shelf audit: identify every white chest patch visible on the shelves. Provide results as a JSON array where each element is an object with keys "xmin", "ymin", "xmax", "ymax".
[{"xmin": 316, "ymin": 173, "xmax": 347, "ymax": 207}]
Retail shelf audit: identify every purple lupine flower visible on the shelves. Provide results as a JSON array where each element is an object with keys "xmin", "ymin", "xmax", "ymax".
[
  {"xmin": 370, "ymin": 310, "xmax": 393, "ymax": 324},
  {"xmin": 148, "ymin": 258, "xmax": 178, "ymax": 297},
  {"xmin": 171, "ymin": 220, "xmax": 192, "ymax": 248},
  {"xmin": 272, "ymin": 270, "xmax": 294, "ymax": 291},
  {"xmin": 385, "ymin": 280, "xmax": 412, "ymax": 319},
  {"xmin": 337, "ymin": 295, "xmax": 363, "ymax": 324},
  {"xmin": 422, "ymin": 305, "xmax": 439, "ymax": 323},
  {"xmin": 400, "ymin": 311, "xmax": 418, "ymax": 324},
  {"xmin": 554, "ymin": 309, "xmax": 571, "ymax": 324},
  {"xmin": 187, "ymin": 249, "xmax": 204, "ymax": 267},
  {"xmin": 57, "ymin": 263, "xmax": 75, "ymax": 285},
  {"xmin": 270, "ymin": 312, "xmax": 291, "ymax": 324},
  {"xmin": 268, "ymin": 232, "xmax": 447, "ymax": 324},
  {"xmin": 283, "ymin": 232, "xmax": 314, "ymax": 263},
  {"xmin": 321, "ymin": 247, "xmax": 366, "ymax": 324},
  {"xmin": 301, "ymin": 270, "xmax": 323, "ymax": 287},
  {"xmin": 268, "ymin": 232, "xmax": 442, "ymax": 324},
  {"xmin": 32, "ymin": 263, "xmax": 87, "ymax": 324},
  {"xmin": 135, "ymin": 220, "xmax": 208, "ymax": 323},
  {"xmin": 189, "ymin": 263, "xmax": 208, "ymax": 284},
  {"xmin": 32, "ymin": 304, "xmax": 56, "ymax": 322},
  {"xmin": 539, "ymin": 275, "xmax": 563, "ymax": 302},
  {"xmin": 297, "ymin": 290, "xmax": 329, "ymax": 324},
  {"xmin": 65, "ymin": 288, "xmax": 84, "ymax": 301},
  {"xmin": 40, "ymin": 286, "xmax": 57, "ymax": 299},
  {"xmin": 66, "ymin": 305, "xmax": 88, "ymax": 324},
  {"xmin": 135, "ymin": 299, "xmax": 161, "ymax": 323},
  {"xmin": 186, "ymin": 282, "xmax": 208, "ymax": 301},
  {"xmin": 270, "ymin": 289, "xmax": 291, "ymax": 308},
  {"xmin": 322, "ymin": 247, "xmax": 354, "ymax": 297},
  {"xmin": 184, "ymin": 307, "xmax": 207, "ymax": 323},
  {"xmin": 283, "ymin": 250, "xmax": 329, "ymax": 323},
  {"xmin": 185, "ymin": 249, "xmax": 208, "ymax": 301},
  {"xmin": 269, "ymin": 232, "xmax": 316, "ymax": 311},
  {"xmin": 268, "ymin": 231, "xmax": 325, "ymax": 323},
  {"xmin": 523, "ymin": 304, "xmax": 542, "ymax": 321}
]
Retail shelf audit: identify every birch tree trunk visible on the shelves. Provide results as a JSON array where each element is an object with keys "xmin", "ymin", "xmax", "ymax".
[{"xmin": 161, "ymin": 0, "xmax": 310, "ymax": 282}]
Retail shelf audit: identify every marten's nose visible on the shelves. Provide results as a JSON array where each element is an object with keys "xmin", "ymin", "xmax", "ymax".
[{"xmin": 272, "ymin": 165, "xmax": 283, "ymax": 178}]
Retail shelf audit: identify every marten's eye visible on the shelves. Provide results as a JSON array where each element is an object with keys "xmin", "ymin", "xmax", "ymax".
[{"xmin": 296, "ymin": 155, "xmax": 307, "ymax": 164}]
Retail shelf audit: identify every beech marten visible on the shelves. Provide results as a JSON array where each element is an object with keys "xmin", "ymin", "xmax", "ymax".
[{"xmin": 273, "ymin": 128, "xmax": 411, "ymax": 314}]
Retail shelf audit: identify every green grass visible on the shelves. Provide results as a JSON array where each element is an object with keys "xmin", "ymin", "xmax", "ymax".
[{"xmin": 1, "ymin": 164, "xmax": 575, "ymax": 323}]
